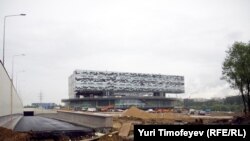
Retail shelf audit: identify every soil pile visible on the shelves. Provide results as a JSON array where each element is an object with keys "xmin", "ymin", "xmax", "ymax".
[
  {"xmin": 121, "ymin": 107, "xmax": 154, "ymax": 119},
  {"xmin": 0, "ymin": 127, "xmax": 30, "ymax": 141},
  {"xmin": 98, "ymin": 131, "xmax": 133, "ymax": 141},
  {"xmin": 231, "ymin": 114, "xmax": 250, "ymax": 125},
  {"xmin": 98, "ymin": 133, "xmax": 122, "ymax": 141}
]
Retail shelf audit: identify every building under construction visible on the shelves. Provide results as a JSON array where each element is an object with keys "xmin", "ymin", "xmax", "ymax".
[{"xmin": 62, "ymin": 70, "xmax": 184, "ymax": 110}]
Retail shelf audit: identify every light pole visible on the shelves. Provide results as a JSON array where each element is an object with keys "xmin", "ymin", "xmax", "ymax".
[
  {"xmin": 16, "ymin": 70, "xmax": 25, "ymax": 94},
  {"xmin": 2, "ymin": 14, "xmax": 26, "ymax": 66},
  {"xmin": 10, "ymin": 54, "xmax": 25, "ymax": 123},
  {"xmin": 12, "ymin": 54, "xmax": 25, "ymax": 80}
]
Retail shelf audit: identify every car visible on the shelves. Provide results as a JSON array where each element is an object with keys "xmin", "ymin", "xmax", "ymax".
[
  {"xmin": 87, "ymin": 108, "xmax": 97, "ymax": 112},
  {"xmin": 146, "ymin": 109, "xmax": 154, "ymax": 113},
  {"xmin": 198, "ymin": 110, "xmax": 206, "ymax": 115},
  {"xmin": 188, "ymin": 109, "xmax": 195, "ymax": 115},
  {"xmin": 116, "ymin": 109, "xmax": 124, "ymax": 112},
  {"xmin": 81, "ymin": 107, "xmax": 87, "ymax": 111}
]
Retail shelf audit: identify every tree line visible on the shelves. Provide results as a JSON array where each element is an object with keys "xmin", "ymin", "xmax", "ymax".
[{"xmin": 183, "ymin": 95, "xmax": 243, "ymax": 112}]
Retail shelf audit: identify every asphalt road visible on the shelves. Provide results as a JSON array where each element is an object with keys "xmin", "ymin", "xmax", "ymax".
[{"xmin": 14, "ymin": 116, "xmax": 93, "ymax": 132}]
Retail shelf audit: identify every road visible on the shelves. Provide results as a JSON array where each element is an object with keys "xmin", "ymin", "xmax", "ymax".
[{"xmin": 14, "ymin": 116, "xmax": 93, "ymax": 132}]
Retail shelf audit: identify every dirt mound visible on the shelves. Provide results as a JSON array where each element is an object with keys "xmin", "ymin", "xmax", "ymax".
[
  {"xmin": 121, "ymin": 107, "xmax": 154, "ymax": 119},
  {"xmin": 98, "ymin": 131, "xmax": 133, "ymax": 141},
  {"xmin": 231, "ymin": 114, "xmax": 250, "ymax": 125},
  {"xmin": 0, "ymin": 127, "xmax": 30, "ymax": 141}
]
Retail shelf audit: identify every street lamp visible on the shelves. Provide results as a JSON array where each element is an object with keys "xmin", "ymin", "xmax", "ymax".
[
  {"xmin": 16, "ymin": 70, "xmax": 25, "ymax": 93},
  {"xmin": 12, "ymin": 54, "xmax": 25, "ymax": 80},
  {"xmin": 2, "ymin": 14, "xmax": 26, "ymax": 66},
  {"xmin": 10, "ymin": 54, "xmax": 25, "ymax": 122}
]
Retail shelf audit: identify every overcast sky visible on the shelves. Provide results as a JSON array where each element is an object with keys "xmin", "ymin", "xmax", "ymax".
[{"xmin": 0, "ymin": 0, "xmax": 249, "ymax": 105}]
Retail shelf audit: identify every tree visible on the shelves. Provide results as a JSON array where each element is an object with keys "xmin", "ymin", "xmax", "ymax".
[{"xmin": 222, "ymin": 41, "xmax": 250, "ymax": 114}]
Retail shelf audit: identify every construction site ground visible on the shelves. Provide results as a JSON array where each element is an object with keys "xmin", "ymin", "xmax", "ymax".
[
  {"xmin": 101, "ymin": 107, "xmax": 250, "ymax": 141},
  {"xmin": 1, "ymin": 107, "xmax": 249, "ymax": 141}
]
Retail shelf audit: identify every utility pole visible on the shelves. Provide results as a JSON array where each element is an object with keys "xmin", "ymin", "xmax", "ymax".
[{"xmin": 39, "ymin": 91, "xmax": 43, "ymax": 111}]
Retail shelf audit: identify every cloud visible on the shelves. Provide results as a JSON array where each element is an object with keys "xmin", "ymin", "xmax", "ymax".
[{"xmin": 0, "ymin": 0, "xmax": 249, "ymax": 105}]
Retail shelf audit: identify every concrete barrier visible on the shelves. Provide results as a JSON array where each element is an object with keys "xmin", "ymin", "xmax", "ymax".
[
  {"xmin": 0, "ymin": 61, "xmax": 23, "ymax": 129},
  {"xmin": 40, "ymin": 110, "xmax": 113, "ymax": 129},
  {"xmin": 0, "ymin": 61, "xmax": 23, "ymax": 116},
  {"xmin": 0, "ymin": 114, "xmax": 23, "ymax": 130}
]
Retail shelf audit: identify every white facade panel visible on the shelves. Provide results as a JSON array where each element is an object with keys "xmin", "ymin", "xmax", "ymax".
[{"xmin": 69, "ymin": 70, "xmax": 184, "ymax": 97}]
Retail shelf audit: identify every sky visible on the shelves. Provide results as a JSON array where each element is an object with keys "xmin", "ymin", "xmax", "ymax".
[{"xmin": 0, "ymin": 0, "xmax": 249, "ymax": 105}]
